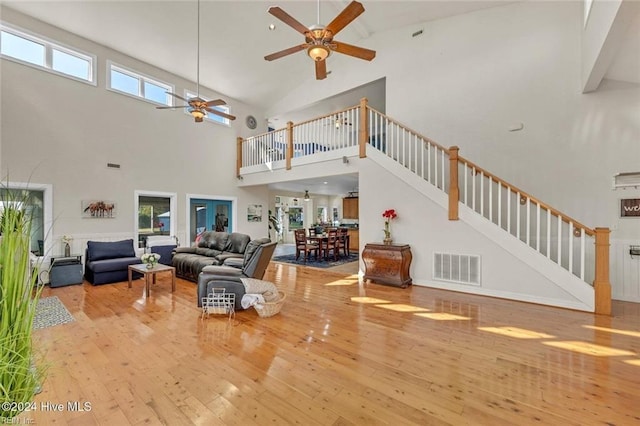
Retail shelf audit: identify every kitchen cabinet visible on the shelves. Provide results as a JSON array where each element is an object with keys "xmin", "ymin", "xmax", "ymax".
[
  {"xmin": 343, "ymin": 197, "xmax": 359, "ymax": 219},
  {"xmin": 348, "ymin": 229, "xmax": 359, "ymax": 251}
]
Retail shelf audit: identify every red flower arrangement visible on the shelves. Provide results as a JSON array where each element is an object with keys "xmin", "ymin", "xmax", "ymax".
[{"xmin": 382, "ymin": 209, "xmax": 397, "ymax": 240}]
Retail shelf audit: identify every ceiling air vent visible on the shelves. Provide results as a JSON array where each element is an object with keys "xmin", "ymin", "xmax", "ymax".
[{"xmin": 433, "ymin": 252, "xmax": 480, "ymax": 286}]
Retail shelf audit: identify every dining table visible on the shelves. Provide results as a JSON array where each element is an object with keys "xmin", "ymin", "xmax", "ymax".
[{"xmin": 308, "ymin": 232, "xmax": 350, "ymax": 260}]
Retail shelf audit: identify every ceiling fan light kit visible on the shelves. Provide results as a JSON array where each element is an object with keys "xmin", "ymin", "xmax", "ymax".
[{"xmin": 265, "ymin": 0, "xmax": 376, "ymax": 80}]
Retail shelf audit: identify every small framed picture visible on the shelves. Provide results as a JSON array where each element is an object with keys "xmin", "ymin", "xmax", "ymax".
[
  {"xmin": 248, "ymin": 204, "xmax": 263, "ymax": 222},
  {"xmin": 275, "ymin": 196, "xmax": 281, "ymax": 203}
]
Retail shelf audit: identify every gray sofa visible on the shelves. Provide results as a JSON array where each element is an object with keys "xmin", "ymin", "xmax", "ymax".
[
  {"xmin": 197, "ymin": 239, "xmax": 276, "ymax": 310},
  {"xmin": 172, "ymin": 231, "xmax": 253, "ymax": 282}
]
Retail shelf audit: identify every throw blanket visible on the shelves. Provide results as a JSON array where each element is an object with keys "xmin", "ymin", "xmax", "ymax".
[
  {"xmin": 241, "ymin": 294, "xmax": 265, "ymax": 309},
  {"xmin": 240, "ymin": 278, "xmax": 279, "ymax": 302}
]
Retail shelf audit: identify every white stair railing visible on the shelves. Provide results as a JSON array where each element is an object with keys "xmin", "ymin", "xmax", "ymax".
[{"xmin": 367, "ymin": 107, "xmax": 449, "ymax": 191}]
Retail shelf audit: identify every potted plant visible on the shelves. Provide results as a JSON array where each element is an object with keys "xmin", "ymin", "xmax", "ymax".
[
  {"xmin": 268, "ymin": 210, "xmax": 280, "ymax": 242},
  {"xmin": 0, "ymin": 194, "xmax": 45, "ymax": 420}
]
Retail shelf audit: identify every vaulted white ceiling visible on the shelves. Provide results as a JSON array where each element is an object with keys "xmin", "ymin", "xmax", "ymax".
[
  {"xmin": 4, "ymin": 1, "xmax": 637, "ymax": 108},
  {"xmin": 3, "ymin": 0, "xmax": 522, "ymax": 109}
]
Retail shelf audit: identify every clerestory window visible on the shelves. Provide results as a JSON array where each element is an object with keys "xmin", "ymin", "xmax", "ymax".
[
  {"xmin": 0, "ymin": 23, "xmax": 95, "ymax": 84},
  {"xmin": 108, "ymin": 61, "xmax": 173, "ymax": 106}
]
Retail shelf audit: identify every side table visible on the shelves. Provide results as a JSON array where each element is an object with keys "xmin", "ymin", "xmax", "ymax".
[
  {"xmin": 362, "ymin": 243, "xmax": 413, "ymax": 288},
  {"xmin": 49, "ymin": 254, "xmax": 83, "ymax": 287}
]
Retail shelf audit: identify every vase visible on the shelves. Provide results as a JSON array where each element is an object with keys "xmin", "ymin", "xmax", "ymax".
[
  {"xmin": 146, "ymin": 262, "xmax": 155, "ymax": 269},
  {"xmin": 64, "ymin": 242, "xmax": 71, "ymax": 257},
  {"xmin": 383, "ymin": 236, "xmax": 393, "ymax": 245}
]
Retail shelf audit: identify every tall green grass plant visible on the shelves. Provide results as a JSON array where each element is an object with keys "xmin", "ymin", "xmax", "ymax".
[{"xmin": 0, "ymin": 192, "xmax": 45, "ymax": 420}]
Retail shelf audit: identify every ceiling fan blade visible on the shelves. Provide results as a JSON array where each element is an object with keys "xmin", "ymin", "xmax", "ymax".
[
  {"xmin": 264, "ymin": 44, "xmax": 307, "ymax": 61},
  {"xmin": 325, "ymin": 1, "xmax": 365, "ymax": 37},
  {"xmin": 205, "ymin": 99, "xmax": 227, "ymax": 107},
  {"xmin": 315, "ymin": 59, "xmax": 327, "ymax": 80},
  {"xmin": 165, "ymin": 91, "xmax": 189, "ymax": 102},
  {"xmin": 156, "ymin": 105, "xmax": 187, "ymax": 110},
  {"xmin": 332, "ymin": 41, "xmax": 376, "ymax": 61},
  {"xmin": 268, "ymin": 6, "xmax": 309, "ymax": 35},
  {"xmin": 205, "ymin": 108, "xmax": 237, "ymax": 121}
]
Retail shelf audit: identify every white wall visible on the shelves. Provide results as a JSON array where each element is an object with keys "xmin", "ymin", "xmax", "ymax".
[
  {"xmin": 0, "ymin": 7, "xmax": 270, "ymax": 255},
  {"xmin": 359, "ymin": 157, "xmax": 594, "ymax": 311},
  {"xmin": 266, "ymin": 1, "xmax": 640, "ymax": 301}
]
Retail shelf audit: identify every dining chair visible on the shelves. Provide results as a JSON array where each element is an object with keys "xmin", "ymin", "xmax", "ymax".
[
  {"xmin": 324, "ymin": 228, "xmax": 341, "ymax": 261},
  {"xmin": 338, "ymin": 228, "xmax": 349, "ymax": 257},
  {"xmin": 294, "ymin": 229, "xmax": 319, "ymax": 261}
]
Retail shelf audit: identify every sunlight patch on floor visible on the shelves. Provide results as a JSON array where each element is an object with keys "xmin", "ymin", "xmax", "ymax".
[
  {"xmin": 351, "ymin": 297, "xmax": 390, "ymax": 304},
  {"xmin": 325, "ymin": 276, "xmax": 359, "ymax": 286},
  {"xmin": 375, "ymin": 304, "xmax": 429, "ymax": 313},
  {"xmin": 478, "ymin": 326, "xmax": 555, "ymax": 339},
  {"xmin": 414, "ymin": 312, "xmax": 470, "ymax": 321},
  {"xmin": 623, "ymin": 359, "xmax": 640, "ymax": 366},
  {"xmin": 583, "ymin": 325, "xmax": 640, "ymax": 338},
  {"xmin": 542, "ymin": 341, "xmax": 635, "ymax": 357}
]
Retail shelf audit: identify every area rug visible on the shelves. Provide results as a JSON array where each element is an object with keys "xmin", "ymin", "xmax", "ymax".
[
  {"xmin": 272, "ymin": 253, "xmax": 359, "ymax": 268},
  {"xmin": 33, "ymin": 296, "xmax": 75, "ymax": 330}
]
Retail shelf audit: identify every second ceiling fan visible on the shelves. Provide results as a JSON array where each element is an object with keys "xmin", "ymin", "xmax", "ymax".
[{"xmin": 265, "ymin": 0, "xmax": 376, "ymax": 80}]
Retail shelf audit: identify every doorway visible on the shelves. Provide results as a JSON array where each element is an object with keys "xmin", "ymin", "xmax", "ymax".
[{"xmin": 187, "ymin": 196, "xmax": 235, "ymax": 245}]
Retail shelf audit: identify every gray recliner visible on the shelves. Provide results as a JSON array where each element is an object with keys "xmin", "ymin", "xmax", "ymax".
[{"xmin": 197, "ymin": 239, "xmax": 276, "ymax": 310}]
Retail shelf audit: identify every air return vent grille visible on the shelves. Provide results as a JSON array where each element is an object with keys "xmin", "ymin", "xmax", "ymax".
[{"xmin": 433, "ymin": 253, "xmax": 481, "ymax": 286}]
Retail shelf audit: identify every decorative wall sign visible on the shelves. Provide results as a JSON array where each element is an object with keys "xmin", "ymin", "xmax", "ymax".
[
  {"xmin": 620, "ymin": 198, "xmax": 640, "ymax": 218},
  {"xmin": 82, "ymin": 200, "xmax": 116, "ymax": 218},
  {"xmin": 247, "ymin": 204, "xmax": 262, "ymax": 222}
]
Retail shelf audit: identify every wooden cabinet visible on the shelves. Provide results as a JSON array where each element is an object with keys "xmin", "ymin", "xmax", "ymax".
[
  {"xmin": 348, "ymin": 229, "xmax": 359, "ymax": 251},
  {"xmin": 343, "ymin": 197, "xmax": 359, "ymax": 219},
  {"xmin": 362, "ymin": 243, "xmax": 412, "ymax": 288}
]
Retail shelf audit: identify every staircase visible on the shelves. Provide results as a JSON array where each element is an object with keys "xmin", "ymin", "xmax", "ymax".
[{"xmin": 238, "ymin": 98, "xmax": 611, "ymax": 315}]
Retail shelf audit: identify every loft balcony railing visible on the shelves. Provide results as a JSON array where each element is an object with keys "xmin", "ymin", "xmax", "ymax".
[{"xmin": 237, "ymin": 98, "xmax": 611, "ymax": 315}]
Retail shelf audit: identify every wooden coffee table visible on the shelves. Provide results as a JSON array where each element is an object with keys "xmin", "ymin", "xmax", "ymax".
[{"xmin": 128, "ymin": 263, "xmax": 176, "ymax": 294}]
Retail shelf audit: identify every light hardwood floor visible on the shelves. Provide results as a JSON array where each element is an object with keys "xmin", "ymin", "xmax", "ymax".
[{"xmin": 17, "ymin": 262, "xmax": 640, "ymax": 425}]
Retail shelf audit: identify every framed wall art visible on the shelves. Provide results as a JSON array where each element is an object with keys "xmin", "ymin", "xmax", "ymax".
[
  {"xmin": 620, "ymin": 198, "xmax": 640, "ymax": 218},
  {"xmin": 247, "ymin": 204, "xmax": 262, "ymax": 222},
  {"xmin": 82, "ymin": 200, "xmax": 116, "ymax": 218}
]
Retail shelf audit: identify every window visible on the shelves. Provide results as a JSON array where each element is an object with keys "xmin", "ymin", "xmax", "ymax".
[
  {"xmin": 134, "ymin": 191, "xmax": 177, "ymax": 249},
  {"xmin": 0, "ymin": 182, "xmax": 53, "ymax": 258},
  {"xmin": 108, "ymin": 62, "xmax": 172, "ymax": 106},
  {"xmin": 185, "ymin": 91, "xmax": 232, "ymax": 125},
  {"xmin": 0, "ymin": 23, "xmax": 95, "ymax": 84}
]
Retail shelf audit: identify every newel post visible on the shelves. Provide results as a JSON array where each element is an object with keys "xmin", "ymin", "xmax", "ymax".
[
  {"xmin": 594, "ymin": 227, "xmax": 612, "ymax": 315},
  {"xmin": 358, "ymin": 97, "xmax": 368, "ymax": 158},
  {"xmin": 286, "ymin": 121, "xmax": 293, "ymax": 170},
  {"xmin": 448, "ymin": 146, "xmax": 460, "ymax": 221},
  {"xmin": 236, "ymin": 137, "xmax": 243, "ymax": 178}
]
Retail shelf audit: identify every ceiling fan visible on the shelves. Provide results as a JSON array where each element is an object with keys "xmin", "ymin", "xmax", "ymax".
[
  {"xmin": 156, "ymin": 0, "xmax": 236, "ymax": 123},
  {"xmin": 264, "ymin": 0, "xmax": 376, "ymax": 80}
]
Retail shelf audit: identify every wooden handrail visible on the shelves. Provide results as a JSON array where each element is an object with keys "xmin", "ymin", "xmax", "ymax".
[
  {"xmin": 458, "ymin": 155, "xmax": 595, "ymax": 236},
  {"xmin": 292, "ymin": 105, "xmax": 360, "ymax": 128},
  {"xmin": 365, "ymin": 106, "xmax": 449, "ymax": 153}
]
